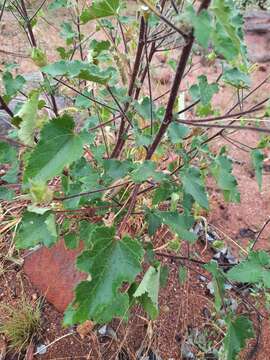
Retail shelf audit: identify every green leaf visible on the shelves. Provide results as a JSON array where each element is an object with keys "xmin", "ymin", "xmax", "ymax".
[
  {"xmin": 16, "ymin": 91, "xmax": 40, "ymax": 146},
  {"xmin": 251, "ymin": 149, "xmax": 264, "ymax": 191},
  {"xmin": 15, "ymin": 210, "xmax": 57, "ymax": 249},
  {"xmin": 64, "ymin": 232, "xmax": 79, "ymax": 249},
  {"xmin": 81, "ymin": 0, "xmax": 120, "ymax": 23},
  {"xmin": 222, "ymin": 68, "xmax": 250, "ymax": 89},
  {"xmin": 223, "ymin": 316, "xmax": 254, "ymax": 360},
  {"xmin": 211, "ymin": 155, "xmax": 240, "ymax": 203},
  {"xmin": 131, "ymin": 161, "xmax": 166, "ymax": 184},
  {"xmin": 24, "ymin": 115, "xmax": 86, "ymax": 184},
  {"xmin": 0, "ymin": 141, "xmax": 17, "ymax": 163},
  {"xmin": 189, "ymin": 75, "xmax": 219, "ymax": 105},
  {"xmin": 155, "ymin": 210, "xmax": 197, "ymax": 243},
  {"xmin": 42, "ymin": 61, "xmax": 111, "ymax": 84},
  {"xmin": 186, "ymin": 6, "xmax": 212, "ymax": 48},
  {"xmin": 0, "ymin": 142, "xmax": 19, "ymax": 184},
  {"xmin": 89, "ymin": 40, "xmax": 110, "ymax": 58},
  {"xmin": 64, "ymin": 226, "xmax": 144, "ymax": 324},
  {"xmin": 31, "ymin": 48, "xmax": 48, "ymax": 67},
  {"xmin": 2, "ymin": 71, "xmax": 25, "ymax": 97},
  {"xmin": 133, "ymin": 265, "xmax": 160, "ymax": 320},
  {"xmin": 0, "ymin": 187, "xmax": 15, "ymax": 201},
  {"xmin": 204, "ymin": 261, "xmax": 225, "ymax": 311},
  {"xmin": 103, "ymin": 159, "xmax": 134, "ymax": 180},
  {"xmin": 211, "ymin": 0, "xmax": 243, "ymax": 61},
  {"xmin": 227, "ymin": 251, "xmax": 270, "ymax": 288},
  {"xmin": 168, "ymin": 123, "xmax": 190, "ymax": 144},
  {"xmin": 48, "ymin": 0, "xmax": 69, "ymax": 10},
  {"xmin": 182, "ymin": 167, "xmax": 209, "ymax": 209},
  {"xmin": 60, "ymin": 22, "xmax": 76, "ymax": 42},
  {"xmin": 145, "ymin": 209, "xmax": 162, "ymax": 236}
]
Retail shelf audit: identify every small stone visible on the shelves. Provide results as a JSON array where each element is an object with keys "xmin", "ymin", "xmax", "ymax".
[
  {"xmin": 76, "ymin": 320, "xmax": 95, "ymax": 339},
  {"xmin": 31, "ymin": 293, "xmax": 38, "ymax": 301},
  {"xmin": 35, "ymin": 344, "xmax": 47, "ymax": 355},
  {"xmin": 160, "ymin": 304, "xmax": 170, "ymax": 313},
  {"xmin": 98, "ymin": 325, "xmax": 117, "ymax": 340}
]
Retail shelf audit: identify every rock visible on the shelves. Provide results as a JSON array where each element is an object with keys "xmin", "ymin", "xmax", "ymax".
[
  {"xmin": 35, "ymin": 344, "xmax": 47, "ymax": 355},
  {"xmin": 98, "ymin": 325, "xmax": 117, "ymax": 340},
  {"xmin": 244, "ymin": 10, "xmax": 270, "ymax": 62},
  {"xmin": 23, "ymin": 240, "xmax": 87, "ymax": 313}
]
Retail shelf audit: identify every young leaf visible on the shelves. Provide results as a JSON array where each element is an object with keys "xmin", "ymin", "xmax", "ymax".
[
  {"xmin": 2, "ymin": 71, "xmax": 25, "ymax": 97},
  {"xmin": 204, "ymin": 261, "xmax": 225, "ymax": 311},
  {"xmin": 189, "ymin": 75, "xmax": 219, "ymax": 105},
  {"xmin": 167, "ymin": 123, "xmax": 190, "ymax": 144},
  {"xmin": 227, "ymin": 251, "xmax": 270, "ymax": 288},
  {"xmin": 131, "ymin": 161, "xmax": 167, "ymax": 184},
  {"xmin": 24, "ymin": 115, "xmax": 86, "ymax": 184},
  {"xmin": 64, "ymin": 232, "xmax": 79, "ymax": 249},
  {"xmin": 133, "ymin": 265, "xmax": 160, "ymax": 320},
  {"xmin": 81, "ymin": 0, "xmax": 120, "ymax": 23},
  {"xmin": 223, "ymin": 316, "xmax": 254, "ymax": 360},
  {"xmin": 211, "ymin": 155, "xmax": 240, "ymax": 203},
  {"xmin": 15, "ymin": 210, "xmax": 57, "ymax": 249},
  {"xmin": 154, "ymin": 210, "xmax": 197, "ymax": 243},
  {"xmin": 182, "ymin": 167, "xmax": 209, "ymax": 209},
  {"xmin": 64, "ymin": 226, "xmax": 144, "ymax": 324},
  {"xmin": 211, "ymin": 0, "xmax": 244, "ymax": 61},
  {"xmin": 222, "ymin": 68, "xmax": 250, "ymax": 89},
  {"xmin": 42, "ymin": 61, "xmax": 111, "ymax": 84},
  {"xmin": 0, "ymin": 141, "xmax": 19, "ymax": 184},
  {"xmin": 16, "ymin": 91, "xmax": 40, "ymax": 146},
  {"xmin": 186, "ymin": 6, "xmax": 212, "ymax": 48},
  {"xmin": 251, "ymin": 149, "xmax": 264, "ymax": 191}
]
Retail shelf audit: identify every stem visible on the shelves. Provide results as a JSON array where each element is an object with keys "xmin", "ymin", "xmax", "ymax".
[
  {"xmin": 146, "ymin": 35, "xmax": 194, "ymax": 160},
  {"xmin": 117, "ymin": 0, "xmax": 212, "ymax": 234},
  {"xmin": 0, "ymin": 96, "xmax": 14, "ymax": 117},
  {"xmin": 110, "ymin": 16, "xmax": 146, "ymax": 158}
]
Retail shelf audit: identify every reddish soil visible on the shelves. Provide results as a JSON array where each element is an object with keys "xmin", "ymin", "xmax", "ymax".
[{"xmin": 1, "ymin": 4, "xmax": 270, "ymax": 360}]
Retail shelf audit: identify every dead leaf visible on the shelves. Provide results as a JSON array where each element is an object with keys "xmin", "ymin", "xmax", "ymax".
[{"xmin": 76, "ymin": 320, "xmax": 95, "ymax": 339}]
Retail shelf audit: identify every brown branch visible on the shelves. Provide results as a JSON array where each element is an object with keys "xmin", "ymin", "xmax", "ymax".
[
  {"xmin": 0, "ymin": 96, "xmax": 14, "ymax": 117},
  {"xmin": 54, "ymin": 181, "xmax": 132, "ymax": 201},
  {"xmin": 110, "ymin": 16, "xmax": 146, "ymax": 158}
]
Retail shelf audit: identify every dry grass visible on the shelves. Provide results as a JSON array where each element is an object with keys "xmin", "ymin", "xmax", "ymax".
[{"xmin": 0, "ymin": 296, "xmax": 41, "ymax": 353}]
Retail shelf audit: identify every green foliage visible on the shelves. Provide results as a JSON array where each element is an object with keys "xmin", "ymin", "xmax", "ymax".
[
  {"xmin": 2, "ymin": 71, "xmax": 25, "ymax": 98},
  {"xmin": 16, "ymin": 91, "xmax": 40, "ymax": 146},
  {"xmin": 204, "ymin": 261, "xmax": 225, "ymax": 311},
  {"xmin": 24, "ymin": 115, "xmax": 86, "ymax": 185},
  {"xmin": 15, "ymin": 209, "xmax": 57, "ymax": 249},
  {"xmin": 182, "ymin": 166, "xmax": 209, "ymax": 209},
  {"xmin": 64, "ymin": 226, "xmax": 144, "ymax": 324},
  {"xmin": 133, "ymin": 265, "xmax": 160, "ymax": 319},
  {"xmin": 42, "ymin": 60, "xmax": 112, "ymax": 84},
  {"xmin": 189, "ymin": 75, "xmax": 219, "ymax": 105},
  {"xmin": 1, "ymin": 0, "xmax": 268, "ymax": 356},
  {"xmin": 223, "ymin": 316, "xmax": 254, "ymax": 360},
  {"xmin": 211, "ymin": 154, "xmax": 240, "ymax": 202},
  {"xmin": 81, "ymin": 0, "xmax": 120, "ymax": 23},
  {"xmin": 227, "ymin": 251, "xmax": 270, "ymax": 287},
  {"xmin": 251, "ymin": 149, "xmax": 264, "ymax": 191}
]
